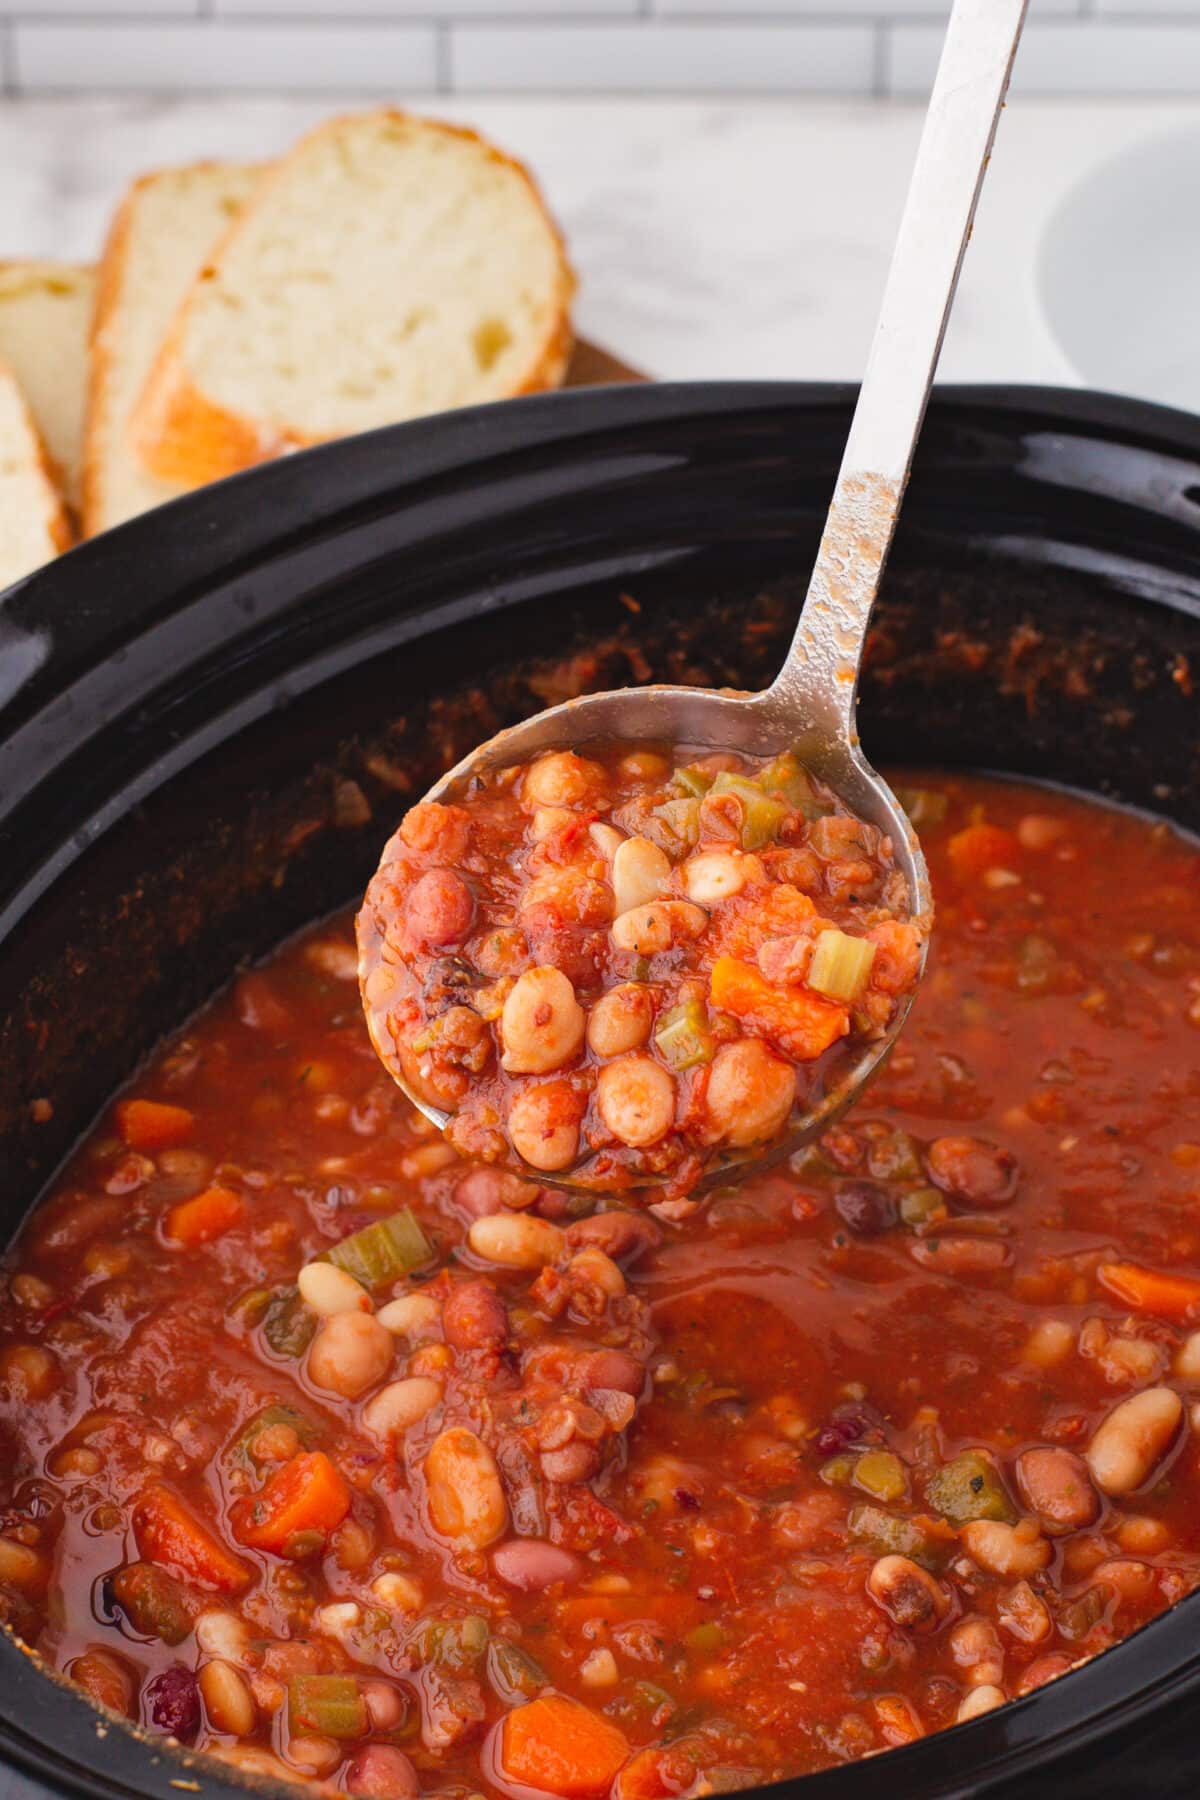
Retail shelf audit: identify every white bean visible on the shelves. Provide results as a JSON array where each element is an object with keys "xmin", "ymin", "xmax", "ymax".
[
  {"xmin": 588, "ymin": 822, "xmax": 625, "ymax": 861},
  {"xmin": 469, "ymin": 1212, "xmax": 565, "ymax": 1270},
  {"xmin": 596, "ymin": 1055, "xmax": 676, "ymax": 1148},
  {"xmin": 530, "ymin": 806, "xmax": 577, "ymax": 843},
  {"xmin": 361, "ymin": 1376, "xmax": 443, "ymax": 1441},
  {"xmin": 586, "ymin": 985, "xmax": 653, "ymax": 1058},
  {"xmin": 1175, "ymin": 1331, "xmax": 1200, "ymax": 1381},
  {"xmin": 960, "ymin": 1519, "xmax": 1051, "ymax": 1579},
  {"xmin": 425, "ymin": 1427, "xmax": 508, "ymax": 1547},
  {"xmin": 704, "ymin": 1040, "xmax": 795, "ymax": 1146},
  {"xmin": 307, "ymin": 1311, "xmax": 394, "ymax": 1399},
  {"xmin": 567, "ymin": 1247, "xmax": 626, "ymax": 1297},
  {"xmin": 612, "ymin": 836, "xmax": 671, "ymax": 917},
  {"xmin": 684, "ymin": 849, "xmax": 753, "ymax": 905},
  {"xmin": 194, "ymin": 1612, "xmax": 252, "ymax": 1664},
  {"xmin": 507, "ymin": 1081, "xmax": 581, "ymax": 1172},
  {"xmin": 376, "ymin": 1292, "xmax": 442, "ymax": 1338},
  {"xmin": 521, "ymin": 752, "xmax": 606, "ymax": 810},
  {"xmin": 611, "ymin": 901, "xmax": 707, "ymax": 955},
  {"xmin": 297, "ymin": 1262, "xmax": 371, "ymax": 1318},
  {"xmin": 957, "ymin": 1685, "xmax": 1005, "ymax": 1722},
  {"xmin": 501, "ymin": 967, "xmax": 585, "ymax": 1074},
  {"xmin": 1086, "ymin": 1385, "xmax": 1183, "ymax": 1496}
]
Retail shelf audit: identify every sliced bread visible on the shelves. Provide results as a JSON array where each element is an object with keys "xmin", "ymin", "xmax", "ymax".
[
  {"xmin": 0, "ymin": 360, "xmax": 72, "ymax": 591},
  {"xmin": 131, "ymin": 111, "xmax": 575, "ymax": 489},
  {"xmin": 0, "ymin": 261, "xmax": 95, "ymax": 512},
  {"xmin": 83, "ymin": 159, "xmax": 262, "ymax": 536}
]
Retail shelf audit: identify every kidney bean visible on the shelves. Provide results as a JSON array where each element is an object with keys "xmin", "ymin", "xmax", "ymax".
[
  {"xmin": 144, "ymin": 1664, "xmax": 201, "ymax": 1741},
  {"xmin": 834, "ymin": 1181, "xmax": 898, "ymax": 1237},
  {"xmin": 405, "ymin": 869, "xmax": 474, "ymax": 949},
  {"xmin": 540, "ymin": 1441, "xmax": 600, "ymax": 1484},
  {"xmin": 567, "ymin": 1210, "xmax": 662, "ymax": 1264},
  {"xmin": 443, "ymin": 1280, "xmax": 508, "ymax": 1352},
  {"xmin": 1014, "ymin": 1447, "xmax": 1100, "ymax": 1534},
  {"xmin": 926, "ymin": 1137, "xmax": 1018, "ymax": 1207},
  {"xmin": 454, "ymin": 1168, "xmax": 541, "ymax": 1220},
  {"xmin": 345, "ymin": 1745, "xmax": 420, "ymax": 1799},
  {"xmin": 492, "ymin": 1538, "xmax": 583, "ymax": 1591},
  {"xmin": 582, "ymin": 1349, "xmax": 645, "ymax": 1398}
]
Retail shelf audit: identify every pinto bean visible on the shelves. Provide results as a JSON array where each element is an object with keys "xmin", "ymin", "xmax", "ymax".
[
  {"xmin": 541, "ymin": 1441, "xmax": 600, "ymax": 1484},
  {"xmin": 199, "ymin": 1660, "xmax": 256, "ymax": 1737},
  {"xmin": 443, "ymin": 1280, "xmax": 508, "ymax": 1351},
  {"xmin": 960, "ymin": 1519, "xmax": 1051, "ymax": 1578},
  {"xmin": 469, "ymin": 1213, "xmax": 565, "ymax": 1270},
  {"xmin": 70, "ymin": 1646, "xmax": 135, "ymax": 1717},
  {"xmin": 1014, "ymin": 1447, "xmax": 1100, "ymax": 1535},
  {"xmin": 1016, "ymin": 1653, "xmax": 1074, "ymax": 1695},
  {"xmin": 1086, "ymin": 1387, "xmax": 1183, "ymax": 1497},
  {"xmin": 453, "ymin": 1168, "xmax": 540, "ymax": 1220},
  {"xmin": 907, "ymin": 1235, "xmax": 1010, "ymax": 1278},
  {"xmin": 566, "ymin": 1210, "xmax": 661, "ymax": 1265},
  {"xmin": 400, "ymin": 802, "xmax": 470, "ymax": 861},
  {"xmin": 866, "ymin": 1555, "xmax": 950, "ymax": 1632},
  {"xmin": 345, "ymin": 1745, "xmax": 420, "ymax": 1799},
  {"xmin": 425, "ymin": 1427, "xmax": 508, "ymax": 1548},
  {"xmin": 492, "ymin": 1538, "xmax": 583, "ymax": 1591}
]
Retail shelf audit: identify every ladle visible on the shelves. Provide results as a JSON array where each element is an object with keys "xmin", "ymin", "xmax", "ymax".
[{"xmin": 364, "ymin": 0, "xmax": 1028, "ymax": 1188}]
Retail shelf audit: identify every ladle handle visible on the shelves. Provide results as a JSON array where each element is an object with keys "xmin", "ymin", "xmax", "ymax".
[{"xmin": 772, "ymin": 0, "xmax": 1027, "ymax": 742}]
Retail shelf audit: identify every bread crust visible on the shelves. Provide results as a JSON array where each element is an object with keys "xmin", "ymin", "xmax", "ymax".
[
  {"xmin": 81, "ymin": 161, "xmax": 261, "ymax": 536},
  {"xmin": 0, "ymin": 359, "xmax": 73, "ymax": 576},
  {"xmin": 130, "ymin": 111, "xmax": 576, "ymax": 489},
  {"xmin": 0, "ymin": 260, "xmax": 94, "ymax": 512}
]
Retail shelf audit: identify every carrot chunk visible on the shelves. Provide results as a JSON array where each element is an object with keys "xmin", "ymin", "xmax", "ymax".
[
  {"xmin": 133, "ymin": 1483, "xmax": 252, "ymax": 1595},
  {"xmin": 946, "ymin": 823, "xmax": 1019, "ymax": 884},
  {"xmin": 116, "ymin": 1099, "xmax": 195, "ymax": 1151},
  {"xmin": 500, "ymin": 1694, "xmax": 629, "ymax": 1798},
  {"xmin": 230, "ymin": 1451, "xmax": 351, "ymax": 1555},
  {"xmin": 709, "ymin": 956, "xmax": 848, "ymax": 1061},
  {"xmin": 164, "ymin": 1184, "xmax": 244, "ymax": 1247},
  {"xmin": 1098, "ymin": 1261, "xmax": 1200, "ymax": 1321}
]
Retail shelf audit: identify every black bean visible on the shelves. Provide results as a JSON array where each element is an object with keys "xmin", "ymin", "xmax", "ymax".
[{"xmin": 834, "ymin": 1181, "xmax": 898, "ymax": 1237}]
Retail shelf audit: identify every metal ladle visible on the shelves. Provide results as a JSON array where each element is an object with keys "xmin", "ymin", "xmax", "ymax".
[{"xmin": 365, "ymin": 0, "xmax": 1028, "ymax": 1190}]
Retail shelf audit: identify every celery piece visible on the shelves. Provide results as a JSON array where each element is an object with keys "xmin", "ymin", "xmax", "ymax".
[
  {"xmin": 654, "ymin": 997, "xmax": 714, "ymax": 1072},
  {"xmin": 415, "ymin": 1614, "xmax": 489, "ymax": 1672},
  {"xmin": 900, "ymin": 1187, "xmax": 947, "ymax": 1227},
  {"xmin": 867, "ymin": 1131, "xmax": 923, "ymax": 1183},
  {"xmin": 852, "ymin": 1449, "xmax": 908, "ymax": 1505},
  {"xmin": 848, "ymin": 1503, "xmax": 936, "ymax": 1569},
  {"xmin": 288, "ymin": 1675, "xmax": 367, "ymax": 1740},
  {"xmin": 228, "ymin": 1287, "xmax": 271, "ymax": 1329},
  {"xmin": 925, "ymin": 1452, "xmax": 1016, "ymax": 1526},
  {"xmin": 261, "ymin": 1285, "xmax": 316, "ymax": 1358},
  {"xmin": 110, "ymin": 1562, "xmax": 191, "ymax": 1646},
  {"xmin": 671, "ymin": 765, "xmax": 714, "ymax": 800},
  {"xmin": 807, "ymin": 930, "xmax": 877, "ymax": 1003},
  {"xmin": 709, "ymin": 773, "xmax": 787, "ymax": 851},
  {"xmin": 325, "ymin": 1208, "xmax": 433, "ymax": 1288},
  {"xmin": 486, "ymin": 1639, "xmax": 547, "ymax": 1705},
  {"xmin": 650, "ymin": 797, "xmax": 702, "ymax": 855},
  {"xmin": 757, "ymin": 751, "xmax": 824, "ymax": 818}
]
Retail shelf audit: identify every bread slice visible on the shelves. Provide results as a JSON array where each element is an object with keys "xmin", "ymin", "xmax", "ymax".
[
  {"xmin": 131, "ymin": 111, "xmax": 575, "ymax": 489},
  {"xmin": 83, "ymin": 160, "xmax": 263, "ymax": 536},
  {"xmin": 0, "ymin": 261, "xmax": 94, "ymax": 513},
  {"xmin": 0, "ymin": 360, "xmax": 72, "ymax": 590}
]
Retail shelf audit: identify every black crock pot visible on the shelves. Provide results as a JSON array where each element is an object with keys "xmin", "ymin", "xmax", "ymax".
[{"xmin": 1, "ymin": 382, "xmax": 1199, "ymax": 1800}]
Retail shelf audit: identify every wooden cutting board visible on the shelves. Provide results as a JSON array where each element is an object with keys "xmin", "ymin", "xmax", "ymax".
[{"xmin": 564, "ymin": 337, "xmax": 648, "ymax": 387}]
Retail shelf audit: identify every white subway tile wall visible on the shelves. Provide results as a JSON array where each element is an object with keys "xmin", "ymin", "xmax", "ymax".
[{"xmin": 2, "ymin": 1, "xmax": 1199, "ymax": 95}]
